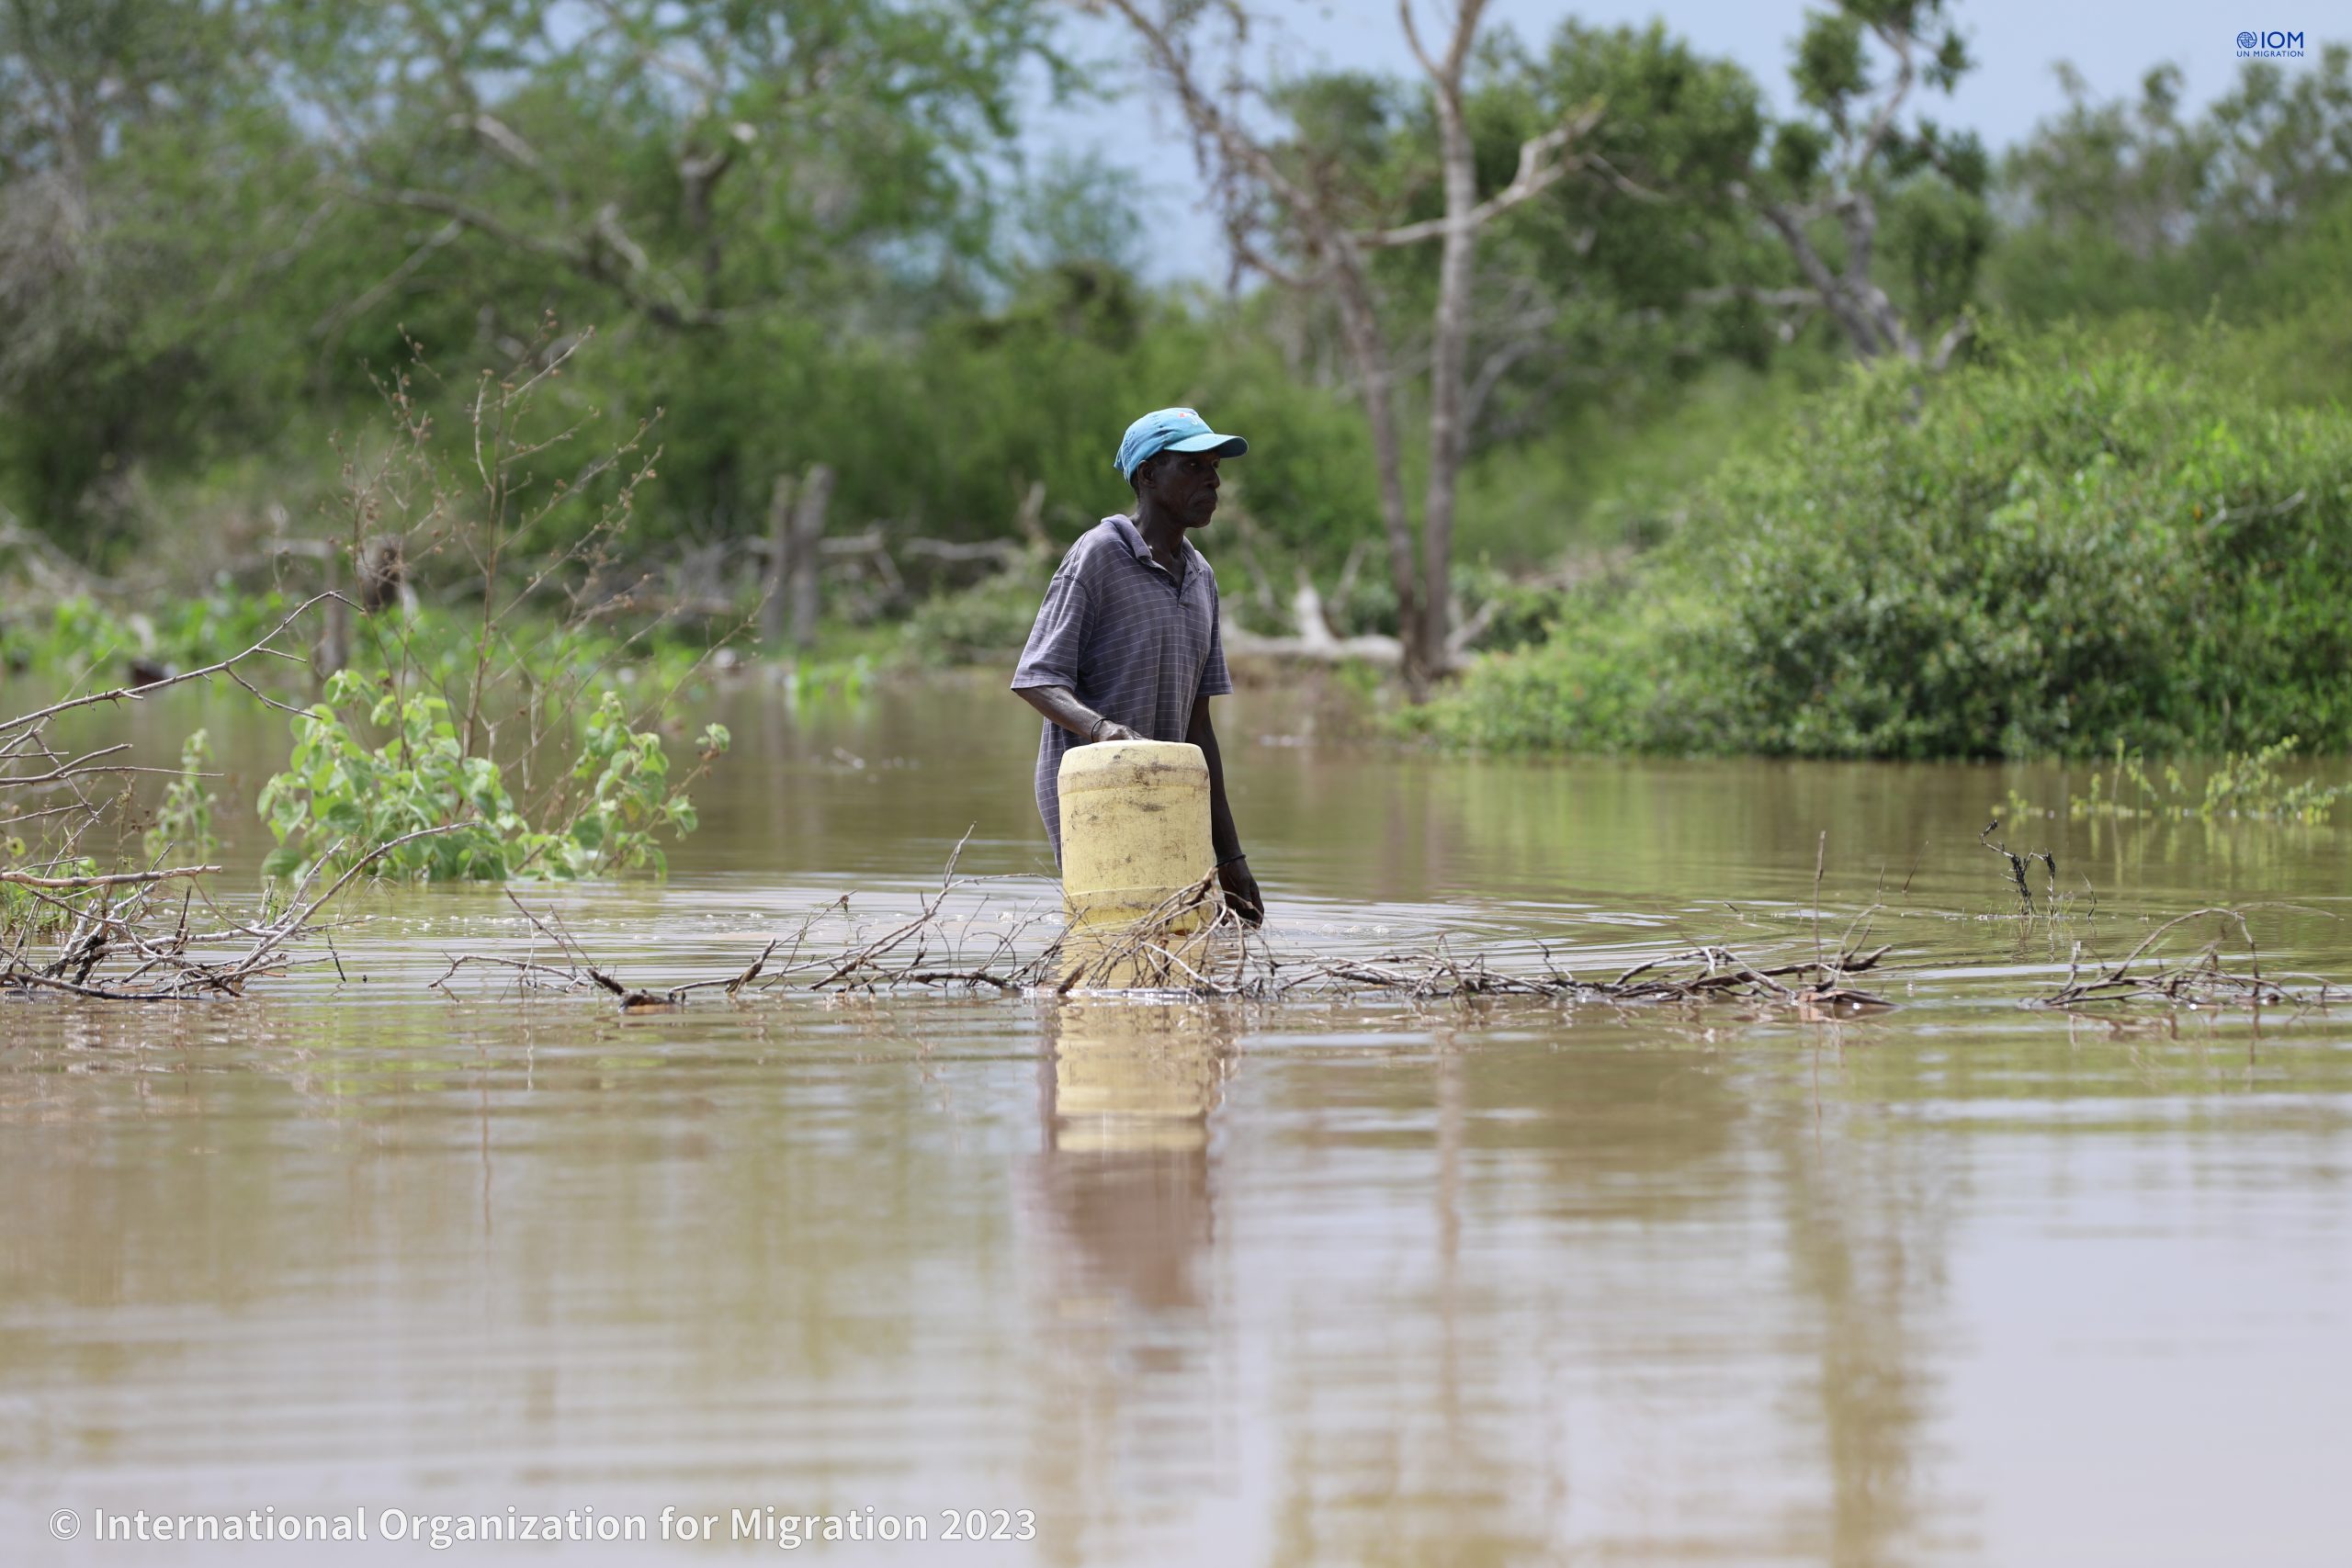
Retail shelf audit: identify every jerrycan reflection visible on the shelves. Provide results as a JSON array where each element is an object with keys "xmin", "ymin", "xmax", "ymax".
[
  {"xmin": 1049, "ymin": 1000, "xmax": 1234, "ymax": 1156},
  {"xmin": 1028, "ymin": 1001, "xmax": 1238, "ymax": 1314},
  {"xmin": 1016, "ymin": 1003, "xmax": 1242, "ymax": 1508},
  {"xmin": 1056, "ymin": 739, "xmax": 1225, "ymax": 990}
]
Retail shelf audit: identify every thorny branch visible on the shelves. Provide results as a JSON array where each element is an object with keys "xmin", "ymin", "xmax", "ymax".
[
  {"xmin": 2031, "ymin": 906, "xmax": 2344, "ymax": 1011},
  {"xmin": 1980, "ymin": 818, "xmax": 2059, "ymax": 912},
  {"xmin": 0, "ymin": 593, "xmax": 438, "ymax": 1001},
  {"xmin": 444, "ymin": 846, "xmax": 1902, "ymax": 1015}
]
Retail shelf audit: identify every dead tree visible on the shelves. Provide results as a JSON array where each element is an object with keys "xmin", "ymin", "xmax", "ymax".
[
  {"xmin": 1081, "ymin": 0, "xmax": 1595, "ymax": 696},
  {"xmin": 1724, "ymin": 0, "xmax": 1980, "ymax": 368}
]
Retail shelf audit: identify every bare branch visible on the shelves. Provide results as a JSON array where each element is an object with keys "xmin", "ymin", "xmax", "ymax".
[
  {"xmin": 0, "ymin": 864, "xmax": 221, "ymax": 891},
  {"xmin": 1928, "ymin": 312, "xmax": 1974, "ymax": 371},
  {"xmin": 1853, "ymin": 22, "xmax": 1918, "ymax": 173},
  {"xmin": 1360, "ymin": 107, "xmax": 1602, "ymax": 248}
]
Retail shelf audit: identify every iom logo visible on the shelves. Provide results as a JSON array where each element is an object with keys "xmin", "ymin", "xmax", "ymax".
[{"xmin": 2237, "ymin": 28, "xmax": 2306, "ymax": 56}]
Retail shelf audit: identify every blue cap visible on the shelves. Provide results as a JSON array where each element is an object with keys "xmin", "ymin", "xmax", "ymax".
[{"xmin": 1114, "ymin": 407, "xmax": 1248, "ymax": 479}]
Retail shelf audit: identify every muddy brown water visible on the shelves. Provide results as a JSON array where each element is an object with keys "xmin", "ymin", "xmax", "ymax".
[{"xmin": 6, "ymin": 672, "xmax": 2350, "ymax": 1564}]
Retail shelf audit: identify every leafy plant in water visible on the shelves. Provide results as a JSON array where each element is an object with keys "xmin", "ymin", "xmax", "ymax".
[
  {"xmin": 2069, "ymin": 736, "xmax": 2346, "ymax": 823},
  {"xmin": 257, "ymin": 671, "xmax": 728, "ymax": 882},
  {"xmin": 0, "ymin": 850, "xmax": 99, "ymax": 935},
  {"xmin": 142, "ymin": 729, "xmax": 220, "ymax": 863}
]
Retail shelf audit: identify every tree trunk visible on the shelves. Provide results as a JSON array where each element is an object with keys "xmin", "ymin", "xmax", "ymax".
[
  {"xmin": 1331, "ymin": 263, "xmax": 1428, "ymax": 699},
  {"xmin": 788, "ymin": 464, "xmax": 834, "ymax": 652},
  {"xmin": 1419, "ymin": 63, "xmax": 1480, "ymax": 678},
  {"xmin": 314, "ymin": 548, "xmax": 349, "ymax": 682},
  {"xmin": 762, "ymin": 472, "xmax": 797, "ymax": 650}
]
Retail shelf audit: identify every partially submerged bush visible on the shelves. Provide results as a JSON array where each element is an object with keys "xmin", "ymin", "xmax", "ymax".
[
  {"xmin": 2065, "ymin": 737, "xmax": 2349, "ymax": 823},
  {"xmin": 142, "ymin": 730, "xmax": 219, "ymax": 863},
  {"xmin": 258, "ymin": 671, "xmax": 726, "ymax": 881},
  {"xmin": 900, "ymin": 555, "xmax": 1052, "ymax": 667},
  {"xmin": 1420, "ymin": 327, "xmax": 2352, "ymax": 757},
  {"xmin": 1, "ymin": 591, "xmax": 293, "ymax": 680}
]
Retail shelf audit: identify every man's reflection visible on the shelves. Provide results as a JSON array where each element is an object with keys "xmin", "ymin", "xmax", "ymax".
[
  {"xmin": 1029, "ymin": 1000, "xmax": 1233, "ymax": 1310},
  {"xmin": 1017, "ymin": 1000, "xmax": 1238, "ymax": 1540}
]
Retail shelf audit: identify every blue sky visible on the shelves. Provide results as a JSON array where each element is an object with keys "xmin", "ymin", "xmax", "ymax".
[{"xmin": 1024, "ymin": 0, "xmax": 2281, "ymax": 278}]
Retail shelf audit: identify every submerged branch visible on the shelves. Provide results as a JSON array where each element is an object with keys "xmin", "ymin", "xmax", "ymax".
[
  {"xmin": 443, "ymin": 865, "xmax": 1903, "ymax": 1016},
  {"xmin": 2030, "ymin": 906, "xmax": 2343, "ymax": 1010}
]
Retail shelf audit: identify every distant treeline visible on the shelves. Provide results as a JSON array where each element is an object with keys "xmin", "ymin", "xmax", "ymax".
[{"xmin": 3, "ymin": 6, "xmax": 2349, "ymax": 755}]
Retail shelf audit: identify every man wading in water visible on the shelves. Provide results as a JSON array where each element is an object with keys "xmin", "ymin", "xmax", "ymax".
[{"xmin": 1012, "ymin": 407, "xmax": 1264, "ymax": 925}]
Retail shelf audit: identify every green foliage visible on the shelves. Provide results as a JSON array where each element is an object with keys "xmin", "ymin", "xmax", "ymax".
[
  {"xmin": 0, "ymin": 589, "xmax": 288, "ymax": 679},
  {"xmin": 1406, "ymin": 591, "xmax": 1716, "ymax": 752},
  {"xmin": 1990, "ymin": 47, "xmax": 2352, "ymax": 322},
  {"xmin": 1792, "ymin": 10, "xmax": 1871, "ymax": 110},
  {"xmin": 1419, "ymin": 324, "xmax": 2352, "ymax": 759},
  {"xmin": 2062, "ymin": 738, "xmax": 2348, "ymax": 823},
  {"xmin": 0, "ymin": 852, "xmax": 98, "ymax": 935},
  {"xmin": 2, "ymin": 0, "xmax": 1061, "ymax": 558},
  {"xmin": 256, "ymin": 671, "xmax": 721, "ymax": 883},
  {"xmin": 142, "ymin": 729, "xmax": 219, "ymax": 863},
  {"xmin": 0, "ymin": 589, "xmax": 716, "ymax": 704},
  {"xmin": 0, "ymin": 0, "xmax": 300, "ymax": 552},
  {"xmin": 901, "ymin": 556, "xmax": 1053, "ymax": 668}
]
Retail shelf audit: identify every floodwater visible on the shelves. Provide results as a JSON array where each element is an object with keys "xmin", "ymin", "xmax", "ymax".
[{"xmin": 6, "ymin": 672, "xmax": 2351, "ymax": 1565}]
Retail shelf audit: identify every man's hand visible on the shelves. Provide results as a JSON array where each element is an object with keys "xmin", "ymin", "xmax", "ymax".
[
  {"xmin": 1017, "ymin": 685, "xmax": 1143, "ymax": 748},
  {"xmin": 1218, "ymin": 857, "xmax": 1264, "ymax": 927},
  {"xmin": 1089, "ymin": 716, "xmax": 1143, "ymax": 743}
]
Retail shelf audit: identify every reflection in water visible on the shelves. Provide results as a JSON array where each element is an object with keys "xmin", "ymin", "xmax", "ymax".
[
  {"xmin": 1021, "ymin": 1003, "xmax": 1236, "ymax": 1558},
  {"xmin": 1772, "ymin": 1032, "xmax": 1955, "ymax": 1567}
]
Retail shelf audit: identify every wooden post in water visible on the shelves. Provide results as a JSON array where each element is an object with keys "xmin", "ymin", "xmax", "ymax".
[
  {"xmin": 787, "ymin": 463, "xmax": 834, "ymax": 652},
  {"xmin": 761, "ymin": 472, "xmax": 797, "ymax": 651},
  {"xmin": 314, "ymin": 546, "xmax": 349, "ymax": 682}
]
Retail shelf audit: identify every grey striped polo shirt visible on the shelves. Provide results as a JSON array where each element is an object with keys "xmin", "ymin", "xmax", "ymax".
[{"xmin": 1011, "ymin": 515, "xmax": 1233, "ymax": 859}]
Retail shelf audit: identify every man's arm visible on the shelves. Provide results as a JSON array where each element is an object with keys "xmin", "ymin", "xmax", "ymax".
[
  {"xmin": 1018, "ymin": 685, "xmax": 1140, "ymax": 745},
  {"xmin": 1188, "ymin": 694, "xmax": 1263, "ymax": 925}
]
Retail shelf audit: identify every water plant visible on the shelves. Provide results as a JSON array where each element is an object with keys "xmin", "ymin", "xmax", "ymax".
[
  {"xmin": 1, "ymin": 599, "xmax": 436, "ymax": 998},
  {"xmin": 141, "ymin": 729, "xmax": 220, "ymax": 864},
  {"xmin": 257, "ymin": 671, "xmax": 727, "ymax": 882},
  {"xmin": 2070, "ymin": 737, "xmax": 2346, "ymax": 823}
]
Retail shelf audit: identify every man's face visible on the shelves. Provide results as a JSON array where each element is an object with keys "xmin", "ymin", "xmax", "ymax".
[{"xmin": 1140, "ymin": 450, "xmax": 1221, "ymax": 526}]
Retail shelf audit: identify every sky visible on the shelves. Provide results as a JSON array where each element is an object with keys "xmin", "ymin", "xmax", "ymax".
[{"xmin": 1023, "ymin": 0, "xmax": 2279, "ymax": 279}]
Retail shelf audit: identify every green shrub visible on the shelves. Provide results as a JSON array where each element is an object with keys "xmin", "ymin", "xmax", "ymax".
[
  {"xmin": 1409, "ymin": 590, "xmax": 1728, "ymax": 751},
  {"xmin": 900, "ymin": 555, "xmax": 1054, "ymax": 668},
  {"xmin": 143, "ymin": 729, "xmax": 220, "ymax": 863},
  {"xmin": 257, "ymin": 671, "xmax": 725, "ymax": 882},
  {"xmin": 0, "ymin": 589, "xmax": 718, "ymax": 703},
  {"xmin": 1421, "ymin": 326, "xmax": 2352, "ymax": 758},
  {"xmin": 2064, "ymin": 737, "xmax": 2349, "ymax": 823}
]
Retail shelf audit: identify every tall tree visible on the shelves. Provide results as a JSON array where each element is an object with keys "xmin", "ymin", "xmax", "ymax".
[
  {"xmin": 1731, "ymin": 0, "xmax": 1988, "ymax": 367},
  {"xmin": 283, "ymin": 0, "xmax": 1055, "ymax": 342},
  {"xmin": 1080, "ymin": 0, "xmax": 1595, "ymax": 694},
  {"xmin": 1992, "ymin": 46, "xmax": 2352, "ymax": 318},
  {"xmin": 0, "ymin": 0, "xmax": 288, "ymax": 549},
  {"xmin": 1461, "ymin": 21, "xmax": 1770, "ymax": 445}
]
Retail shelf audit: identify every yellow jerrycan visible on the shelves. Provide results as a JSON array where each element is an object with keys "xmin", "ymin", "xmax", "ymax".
[{"xmin": 1056, "ymin": 739, "xmax": 1223, "ymax": 987}]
